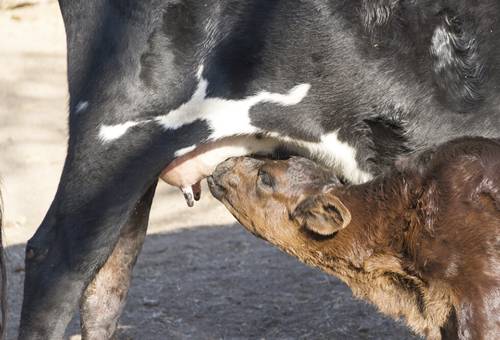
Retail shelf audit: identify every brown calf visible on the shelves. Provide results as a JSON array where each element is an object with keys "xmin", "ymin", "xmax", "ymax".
[{"xmin": 208, "ymin": 137, "xmax": 500, "ymax": 340}]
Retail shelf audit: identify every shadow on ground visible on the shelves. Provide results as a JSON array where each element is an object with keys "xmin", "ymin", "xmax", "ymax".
[{"xmin": 6, "ymin": 224, "xmax": 420, "ymax": 339}]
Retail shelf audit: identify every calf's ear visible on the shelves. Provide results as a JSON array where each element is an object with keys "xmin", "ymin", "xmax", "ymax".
[{"xmin": 292, "ymin": 193, "xmax": 351, "ymax": 236}]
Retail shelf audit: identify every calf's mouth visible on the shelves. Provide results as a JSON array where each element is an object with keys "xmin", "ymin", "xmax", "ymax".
[
  {"xmin": 207, "ymin": 176, "xmax": 226, "ymax": 200},
  {"xmin": 207, "ymin": 159, "xmax": 255, "ymax": 227},
  {"xmin": 207, "ymin": 156, "xmax": 256, "ymax": 200},
  {"xmin": 207, "ymin": 157, "xmax": 232, "ymax": 200}
]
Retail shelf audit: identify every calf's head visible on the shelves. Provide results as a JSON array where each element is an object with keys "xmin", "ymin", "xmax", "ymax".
[{"xmin": 208, "ymin": 156, "xmax": 351, "ymax": 248}]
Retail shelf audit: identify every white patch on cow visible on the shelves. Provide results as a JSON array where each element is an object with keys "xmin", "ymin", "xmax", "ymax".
[
  {"xmin": 98, "ymin": 65, "xmax": 311, "ymax": 143},
  {"xmin": 270, "ymin": 131, "xmax": 372, "ymax": 184},
  {"xmin": 99, "ymin": 122, "xmax": 141, "ymax": 142},
  {"xmin": 154, "ymin": 66, "xmax": 311, "ymax": 139},
  {"xmin": 430, "ymin": 25, "xmax": 454, "ymax": 70},
  {"xmin": 174, "ymin": 145, "xmax": 197, "ymax": 157},
  {"xmin": 75, "ymin": 101, "xmax": 89, "ymax": 114},
  {"xmin": 94, "ymin": 64, "xmax": 369, "ymax": 184}
]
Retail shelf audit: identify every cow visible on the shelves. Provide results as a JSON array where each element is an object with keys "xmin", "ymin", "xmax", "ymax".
[
  {"xmin": 208, "ymin": 137, "xmax": 500, "ymax": 339},
  {"xmin": 20, "ymin": 0, "xmax": 500, "ymax": 339}
]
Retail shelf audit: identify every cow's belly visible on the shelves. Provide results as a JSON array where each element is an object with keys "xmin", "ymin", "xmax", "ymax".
[{"xmin": 97, "ymin": 65, "xmax": 372, "ymax": 205}]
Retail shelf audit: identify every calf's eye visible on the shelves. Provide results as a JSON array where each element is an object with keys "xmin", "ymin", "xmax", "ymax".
[{"xmin": 258, "ymin": 170, "xmax": 274, "ymax": 188}]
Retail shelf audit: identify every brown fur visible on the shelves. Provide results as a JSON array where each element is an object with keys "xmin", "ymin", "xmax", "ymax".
[{"xmin": 208, "ymin": 137, "xmax": 500, "ymax": 339}]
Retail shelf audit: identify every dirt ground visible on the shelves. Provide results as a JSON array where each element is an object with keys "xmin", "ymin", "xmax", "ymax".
[{"xmin": 0, "ymin": 3, "xmax": 420, "ymax": 339}]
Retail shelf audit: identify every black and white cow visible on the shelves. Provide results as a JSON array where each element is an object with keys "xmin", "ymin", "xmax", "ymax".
[{"xmin": 20, "ymin": 0, "xmax": 500, "ymax": 339}]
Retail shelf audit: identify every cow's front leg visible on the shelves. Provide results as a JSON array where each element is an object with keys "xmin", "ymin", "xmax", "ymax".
[
  {"xmin": 18, "ymin": 120, "xmax": 195, "ymax": 339},
  {"xmin": 79, "ymin": 184, "xmax": 156, "ymax": 340}
]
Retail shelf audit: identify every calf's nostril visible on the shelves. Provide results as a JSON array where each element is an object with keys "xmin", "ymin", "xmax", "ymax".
[{"xmin": 207, "ymin": 176, "xmax": 227, "ymax": 199}]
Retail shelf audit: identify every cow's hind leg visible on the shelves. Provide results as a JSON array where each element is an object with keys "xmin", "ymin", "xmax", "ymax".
[{"xmin": 79, "ymin": 184, "xmax": 156, "ymax": 340}]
